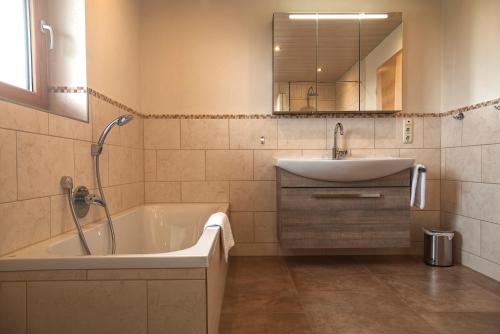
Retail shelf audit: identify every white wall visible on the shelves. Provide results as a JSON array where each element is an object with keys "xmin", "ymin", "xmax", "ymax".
[
  {"xmin": 139, "ymin": 0, "xmax": 442, "ymax": 115},
  {"xmin": 441, "ymin": 0, "xmax": 500, "ymax": 111}
]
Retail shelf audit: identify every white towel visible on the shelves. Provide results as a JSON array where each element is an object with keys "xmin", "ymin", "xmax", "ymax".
[
  {"xmin": 410, "ymin": 164, "xmax": 426, "ymax": 209},
  {"xmin": 204, "ymin": 212, "xmax": 235, "ymax": 262}
]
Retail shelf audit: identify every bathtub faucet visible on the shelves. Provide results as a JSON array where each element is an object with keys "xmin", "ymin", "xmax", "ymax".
[{"xmin": 85, "ymin": 194, "xmax": 106, "ymax": 207}]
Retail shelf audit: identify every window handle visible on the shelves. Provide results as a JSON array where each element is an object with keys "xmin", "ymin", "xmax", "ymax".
[{"xmin": 40, "ymin": 20, "xmax": 54, "ymax": 50}]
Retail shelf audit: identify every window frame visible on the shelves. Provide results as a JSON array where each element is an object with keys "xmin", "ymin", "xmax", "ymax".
[{"xmin": 0, "ymin": 0, "xmax": 48, "ymax": 110}]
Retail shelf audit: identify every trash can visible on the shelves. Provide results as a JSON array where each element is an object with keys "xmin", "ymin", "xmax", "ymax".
[{"xmin": 423, "ymin": 228, "xmax": 454, "ymax": 267}]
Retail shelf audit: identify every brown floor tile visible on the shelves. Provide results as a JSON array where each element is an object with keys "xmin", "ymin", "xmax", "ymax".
[
  {"xmin": 421, "ymin": 312, "xmax": 500, "ymax": 334},
  {"xmin": 222, "ymin": 288, "xmax": 303, "ymax": 314},
  {"xmin": 286, "ymin": 256, "xmax": 371, "ymax": 276},
  {"xmin": 358, "ymin": 255, "xmax": 447, "ymax": 275},
  {"xmin": 377, "ymin": 271, "xmax": 478, "ymax": 292},
  {"xmin": 219, "ymin": 313, "xmax": 313, "ymax": 334},
  {"xmin": 292, "ymin": 272, "xmax": 388, "ymax": 292}
]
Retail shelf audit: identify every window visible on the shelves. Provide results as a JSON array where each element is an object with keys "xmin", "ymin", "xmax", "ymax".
[{"xmin": 0, "ymin": 0, "xmax": 48, "ymax": 109}]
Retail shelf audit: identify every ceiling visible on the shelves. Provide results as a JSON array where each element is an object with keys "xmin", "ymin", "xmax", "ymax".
[{"xmin": 273, "ymin": 12, "xmax": 402, "ymax": 83}]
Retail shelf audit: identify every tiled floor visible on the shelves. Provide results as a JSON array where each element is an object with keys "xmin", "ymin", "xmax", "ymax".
[{"xmin": 219, "ymin": 256, "xmax": 500, "ymax": 334}]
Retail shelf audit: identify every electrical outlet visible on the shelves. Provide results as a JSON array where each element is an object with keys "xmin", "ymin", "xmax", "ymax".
[{"xmin": 403, "ymin": 119, "xmax": 413, "ymax": 144}]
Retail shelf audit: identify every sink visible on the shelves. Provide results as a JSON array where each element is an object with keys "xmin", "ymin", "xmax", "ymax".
[{"xmin": 274, "ymin": 157, "xmax": 415, "ymax": 182}]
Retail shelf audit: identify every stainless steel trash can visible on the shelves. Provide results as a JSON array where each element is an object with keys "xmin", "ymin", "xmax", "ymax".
[{"xmin": 423, "ymin": 228, "xmax": 454, "ymax": 267}]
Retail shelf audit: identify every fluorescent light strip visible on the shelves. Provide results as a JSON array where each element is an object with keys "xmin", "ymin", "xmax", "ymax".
[{"xmin": 289, "ymin": 13, "xmax": 388, "ymax": 20}]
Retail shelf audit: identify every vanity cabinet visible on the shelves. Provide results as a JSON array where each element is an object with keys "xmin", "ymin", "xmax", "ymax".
[{"xmin": 276, "ymin": 168, "xmax": 411, "ymax": 248}]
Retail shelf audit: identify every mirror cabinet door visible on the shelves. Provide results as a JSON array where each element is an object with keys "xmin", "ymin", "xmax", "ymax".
[
  {"xmin": 273, "ymin": 13, "xmax": 317, "ymax": 113},
  {"xmin": 360, "ymin": 12, "xmax": 403, "ymax": 111}
]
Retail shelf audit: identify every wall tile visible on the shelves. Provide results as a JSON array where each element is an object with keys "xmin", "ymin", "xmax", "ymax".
[
  {"xmin": 421, "ymin": 179, "xmax": 441, "ymax": 211},
  {"xmin": 349, "ymin": 148, "xmax": 399, "ymax": 158},
  {"xmin": 132, "ymin": 148, "xmax": 145, "ymax": 183},
  {"xmin": 0, "ymin": 100, "xmax": 48, "ymax": 134},
  {"xmin": 461, "ymin": 182, "xmax": 500, "ymax": 224},
  {"xmin": 480, "ymin": 221, "xmax": 500, "ymax": 264},
  {"xmin": 410, "ymin": 211, "xmax": 440, "ymax": 241},
  {"xmin": 50, "ymin": 194, "xmax": 103, "ymax": 236},
  {"xmin": 229, "ymin": 119, "xmax": 277, "ymax": 149},
  {"xmin": 301, "ymin": 149, "xmax": 330, "ymax": 159},
  {"xmin": 120, "ymin": 115, "xmax": 143, "ymax": 149},
  {"xmin": 230, "ymin": 212, "xmax": 254, "ymax": 243},
  {"xmin": 91, "ymin": 100, "xmax": 122, "ymax": 146},
  {"xmin": 482, "ymin": 144, "xmax": 500, "ymax": 183},
  {"xmin": 74, "ymin": 140, "xmax": 105, "ymax": 189},
  {"xmin": 122, "ymin": 182, "xmax": 145, "ymax": 210},
  {"xmin": 144, "ymin": 119, "xmax": 180, "ymax": 149},
  {"xmin": 181, "ymin": 181, "xmax": 229, "ymax": 202},
  {"xmin": 230, "ymin": 181, "xmax": 276, "ymax": 211},
  {"xmin": 400, "ymin": 148, "xmax": 441, "ymax": 179},
  {"xmin": 444, "ymin": 213, "xmax": 481, "ymax": 256},
  {"xmin": 181, "ymin": 119, "xmax": 229, "ymax": 149},
  {"xmin": 423, "ymin": 116, "xmax": 441, "ymax": 148},
  {"xmin": 145, "ymin": 182, "xmax": 181, "ymax": 203},
  {"xmin": 375, "ymin": 117, "xmax": 423, "ymax": 148},
  {"xmin": 445, "ymin": 146, "xmax": 481, "ymax": 182},
  {"xmin": 253, "ymin": 150, "xmax": 301, "ymax": 181},
  {"xmin": 48, "ymin": 114, "xmax": 91, "ymax": 141},
  {"xmin": 206, "ymin": 150, "xmax": 253, "ymax": 181},
  {"xmin": 144, "ymin": 150, "xmax": 157, "ymax": 181},
  {"xmin": 254, "ymin": 212, "xmax": 278, "ymax": 242},
  {"xmin": 27, "ymin": 281, "xmax": 147, "ymax": 334},
  {"xmin": 0, "ymin": 198, "xmax": 50, "ymax": 255},
  {"xmin": 0, "ymin": 129, "xmax": 17, "ymax": 203},
  {"xmin": 462, "ymin": 106, "xmax": 500, "ymax": 146},
  {"xmin": 441, "ymin": 180, "xmax": 461, "ymax": 214},
  {"xmin": 327, "ymin": 118, "xmax": 375, "ymax": 149},
  {"xmin": 441, "ymin": 115, "xmax": 462, "ymax": 148},
  {"xmin": 103, "ymin": 186, "xmax": 122, "ymax": 215},
  {"xmin": 17, "ymin": 132, "xmax": 74, "ymax": 199},
  {"xmin": 148, "ymin": 280, "xmax": 206, "ymax": 334},
  {"xmin": 0, "ymin": 282, "xmax": 26, "ymax": 334},
  {"xmin": 277, "ymin": 119, "xmax": 326, "ymax": 149},
  {"xmin": 108, "ymin": 146, "xmax": 132, "ymax": 185},
  {"xmin": 157, "ymin": 150, "xmax": 205, "ymax": 181}
]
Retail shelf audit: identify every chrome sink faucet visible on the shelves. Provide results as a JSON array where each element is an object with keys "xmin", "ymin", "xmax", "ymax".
[{"xmin": 333, "ymin": 122, "xmax": 348, "ymax": 160}]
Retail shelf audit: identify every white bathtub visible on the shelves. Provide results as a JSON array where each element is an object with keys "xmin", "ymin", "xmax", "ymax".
[{"xmin": 0, "ymin": 203, "xmax": 229, "ymax": 271}]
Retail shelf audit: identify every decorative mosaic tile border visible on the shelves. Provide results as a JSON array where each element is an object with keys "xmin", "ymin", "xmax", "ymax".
[
  {"xmin": 83, "ymin": 86, "xmax": 499, "ymax": 120},
  {"xmin": 49, "ymin": 86, "xmax": 87, "ymax": 93}
]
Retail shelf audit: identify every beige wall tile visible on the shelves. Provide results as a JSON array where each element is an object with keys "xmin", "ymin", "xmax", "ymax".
[
  {"xmin": 277, "ymin": 119, "xmax": 327, "ymax": 149},
  {"xmin": 181, "ymin": 119, "xmax": 229, "ymax": 149},
  {"xmin": 462, "ymin": 106, "xmax": 500, "ymax": 146},
  {"xmin": 17, "ymin": 132, "xmax": 74, "ymax": 199},
  {"xmin": 27, "ymin": 281, "xmax": 147, "ymax": 334},
  {"xmin": 480, "ymin": 221, "xmax": 500, "ymax": 264},
  {"xmin": 375, "ymin": 117, "xmax": 423, "ymax": 148},
  {"xmin": 74, "ymin": 140, "xmax": 106, "ymax": 189},
  {"xmin": 229, "ymin": 119, "xmax": 277, "ymax": 149},
  {"xmin": 349, "ymin": 148, "xmax": 399, "ymax": 158},
  {"xmin": 230, "ymin": 212, "xmax": 254, "ymax": 243},
  {"xmin": 445, "ymin": 146, "xmax": 481, "ymax": 182},
  {"xmin": 460, "ymin": 252, "xmax": 500, "ymax": 282},
  {"xmin": 461, "ymin": 182, "xmax": 500, "ymax": 223},
  {"xmin": 423, "ymin": 117, "xmax": 441, "ymax": 148},
  {"xmin": 120, "ymin": 115, "xmax": 143, "ymax": 149},
  {"xmin": 0, "ymin": 101, "xmax": 48, "ymax": 134},
  {"xmin": 48, "ymin": 114, "xmax": 91, "ymax": 141},
  {"xmin": 157, "ymin": 150, "xmax": 205, "ymax": 181},
  {"xmin": 254, "ymin": 149, "xmax": 301, "ymax": 181},
  {"xmin": 254, "ymin": 211, "xmax": 278, "ymax": 242},
  {"xmin": 444, "ymin": 213, "xmax": 481, "ymax": 256},
  {"xmin": 181, "ymin": 181, "xmax": 229, "ymax": 202},
  {"xmin": 410, "ymin": 211, "xmax": 440, "ymax": 241},
  {"xmin": 421, "ymin": 179, "xmax": 441, "ymax": 211},
  {"xmin": 148, "ymin": 280, "xmax": 206, "ymax": 334},
  {"xmin": 103, "ymin": 185, "xmax": 122, "ymax": 215},
  {"xmin": 0, "ymin": 198, "xmax": 50, "ymax": 255},
  {"xmin": 441, "ymin": 148, "xmax": 446, "ymax": 178},
  {"xmin": 144, "ymin": 119, "xmax": 180, "ymax": 149},
  {"xmin": 0, "ymin": 282, "xmax": 26, "ymax": 334},
  {"xmin": 327, "ymin": 118, "xmax": 375, "ymax": 149},
  {"xmin": 400, "ymin": 148, "xmax": 441, "ymax": 179},
  {"xmin": 122, "ymin": 182, "xmax": 145, "ymax": 210},
  {"xmin": 482, "ymin": 144, "xmax": 500, "ymax": 183},
  {"xmin": 132, "ymin": 148, "xmax": 145, "ymax": 183},
  {"xmin": 108, "ymin": 146, "xmax": 133, "ymax": 185},
  {"xmin": 145, "ymin": 182, "xmax": 181, "ymax": 203},
  {"xmin": 230, "ymin": 181, "xmax": 276, "ymax": 211},
  {"xmin": 144, "ymin": 149, "xmax": 157, "ymax": 181},
  {"xmin": 50, "ymin": 194, "xmax": 103, "ymax": 236},
  {"xmin": 441, "ymin": 180, "xmax": 461, "ymax": 214},
  {"xmin": 206, "ymin": 150, "xmax": 253, "ymax": 181},
  {"xmin": 301, "ymin": 149, "xmax": 330, "ymax": 159},
  {"xmin": 91, "ymin": 100, "xmax": 122, "ymax": 146},
  {"xmin": 441, "ymin": 115, "xmax": 462, "ymax": 148},
  {"xmin": 0, "ymin": 129, "xmax": 17, "ymax": 203}
]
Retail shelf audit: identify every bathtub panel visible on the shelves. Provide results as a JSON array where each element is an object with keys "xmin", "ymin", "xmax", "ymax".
[
  {"xmin": 27, "ymin": 281, "xmax": 147, "ymax": 334},
  {"xmin": 0, "ymin": 282, "xmax": 26, "ymax": 334},
  {"xmin": 87, "ymin": 268, "xmax": 205, "ymax": 280},
  {"xmin": 148, "ymin": 280, "xmax": 207, "ymax": 334},
  {"xmin": 0, "ymin": 270, "xmax": 86, "ymax": 282},
  {"xmin": 207, "ymin": 233, "xmax": 228, "ymax": 334}
]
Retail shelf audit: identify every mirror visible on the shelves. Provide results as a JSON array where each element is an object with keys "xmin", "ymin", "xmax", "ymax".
[{"xmin": 273, "ymin": 12, "xmax": 403, "ymax": 114}]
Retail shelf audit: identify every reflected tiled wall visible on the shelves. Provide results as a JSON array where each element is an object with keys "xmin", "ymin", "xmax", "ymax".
[
  {"xmin": 144, "ymin": 116, "xmax": 441, "ymax": 256},
  {"xmin": 441, "ymin": 104, "xmax": 500, "ymax": 281},
  {"xmin": 0, "ymin": 95, "xmax": 144, "ymax": 256}
]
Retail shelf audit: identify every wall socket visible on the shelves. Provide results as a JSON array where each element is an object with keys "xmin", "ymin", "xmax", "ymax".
[{"xmin": 403, "ymin": 119, "xmax": 413, "ymax": 144}]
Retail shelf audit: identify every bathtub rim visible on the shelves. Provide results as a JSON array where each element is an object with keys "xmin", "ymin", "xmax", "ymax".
[{"xmin": 0, "ymin": 203, "xmax": 229, "ymax": 272}]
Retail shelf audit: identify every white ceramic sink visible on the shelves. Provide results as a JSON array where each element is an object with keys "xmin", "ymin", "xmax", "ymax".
[{"xmin": 274, "ymin": 157, "xmax": 415, "ymax": 182}]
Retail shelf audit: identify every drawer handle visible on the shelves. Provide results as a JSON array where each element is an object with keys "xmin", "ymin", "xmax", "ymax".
[{"xmin": 311, "ymin": 193, "xmax": 382, "ymax": 199}]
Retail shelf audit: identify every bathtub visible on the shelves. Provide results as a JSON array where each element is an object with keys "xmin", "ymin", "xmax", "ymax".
[{"xmin": 0, "ymin": 203, "xmax": 229, "ymax": 334}]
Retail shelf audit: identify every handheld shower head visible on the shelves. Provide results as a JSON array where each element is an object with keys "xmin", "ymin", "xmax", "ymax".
[{"xmin": 91, "ymin": 115, "xmax": 134, "ymax": 156}]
